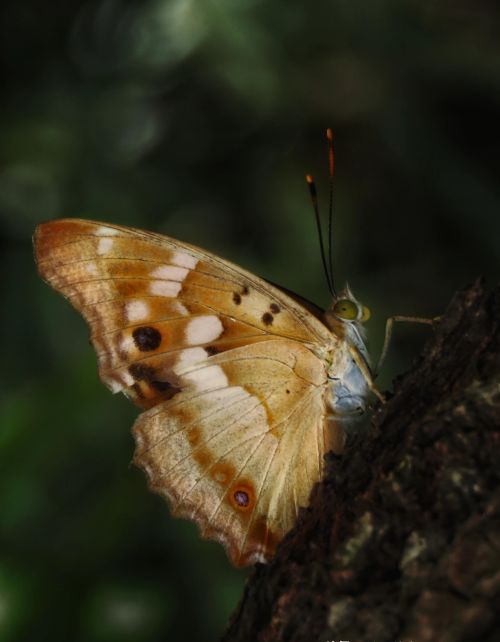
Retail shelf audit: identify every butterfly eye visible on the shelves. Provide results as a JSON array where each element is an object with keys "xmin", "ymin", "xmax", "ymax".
[{"xmin": 333, "ymin": 299, "xmax": 360, "ymax": 321}]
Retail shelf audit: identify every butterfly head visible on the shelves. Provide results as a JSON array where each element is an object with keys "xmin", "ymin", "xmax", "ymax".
[
  {"xmin": 325, "ymin": 284, "xmax": 372, "ymax": 370},
  {"xmin": 327, "ymin": 283, "xmax": 371, "ymax": 327}
]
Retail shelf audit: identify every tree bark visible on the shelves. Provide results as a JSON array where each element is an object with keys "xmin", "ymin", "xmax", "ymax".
[{"xmin": 222, "ymin": 279, "xmax": 500, "ymax": 642}]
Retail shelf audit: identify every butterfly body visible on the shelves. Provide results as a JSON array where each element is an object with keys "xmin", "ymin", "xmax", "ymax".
[{"xmin": 34, "ymin": 219, "xmax": 372, "ymax": 566}]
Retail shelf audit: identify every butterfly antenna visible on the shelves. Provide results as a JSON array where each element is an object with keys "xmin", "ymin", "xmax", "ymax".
[
  {"xmin": 326, "ymin": 128, "xmax": 337, "ymax": 295},
  {"xmin": 306, "ymin": 173, "xmax": 335, "ymax": 296}
]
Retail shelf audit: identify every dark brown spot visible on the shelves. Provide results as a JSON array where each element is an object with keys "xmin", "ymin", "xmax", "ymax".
[
  {"xmin": 129, "ymin": 363, "xmax": 156, "ymax": 381},
  {"xmin": 205, "ymin": 345, "xmax": 219, "ymax": 356},
  {"xmin": 131, "ymin": 383, "xmax": 144, "ymax": 399},
  {"xmin": 286, "ymin": 389, "xmax": 290, "ymax": 394},
  {"xmin": 150, "ymin": 380, "xmax": 178, "ymax": 395},
  {"xmin": 241, "ymin": 285, "xmax": 250, "ymax": 296},
  {"xmin": 270, "ymin": 303, "xmax": 281, "ymax": 314},
  {"xmin": 234, "ymin": 490, "xmax": 249, "ymax": 507},
  {"xmin": 262, "ymin": 312, "xmax": 273, "ymax": 326},
  {"xmin": 128, "ymin": 363, "xmax": 178, "ymax": 398},
  {"xmin": 132, "ymin": 326, "xmax": 162, "ymax": 351},
  {"xmin": 130, "ymin": 360, "xmax": 179, "ymax": 396},
  {"xmin": 232, "ymin": 292, "xmax": 242, "ymax": 305},
  {"xmin": 228, "ymin": 479, "xmax": 255, "ymax": 512}
]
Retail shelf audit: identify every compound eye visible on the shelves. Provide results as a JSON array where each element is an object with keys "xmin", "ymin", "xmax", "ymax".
[{"xmin": 333, "ymin": 299, "xmax": 359, "ymax": 320}]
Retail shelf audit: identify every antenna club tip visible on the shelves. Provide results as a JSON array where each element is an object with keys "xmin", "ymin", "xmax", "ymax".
[
  {"xmin": 326, "ymin": 128, "xmax": 333, "ymax": 141},
  {"xmin": 305, "ymin": 174, "xmax": 314, "ymax": 184}
]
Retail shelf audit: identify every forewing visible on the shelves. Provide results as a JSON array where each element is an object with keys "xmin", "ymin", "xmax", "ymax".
[
  {"xmin": 132, "ymin": 339, "xmax": 328, "ymax": 566},
  {"xmin": 34, "ymin": 219, "xmax": 331, "ymax": 407}
]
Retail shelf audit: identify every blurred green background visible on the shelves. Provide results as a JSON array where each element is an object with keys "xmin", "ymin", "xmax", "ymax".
[{"xmin": 1, "ymin": 0, "xmax": 499, "ymax": 640}]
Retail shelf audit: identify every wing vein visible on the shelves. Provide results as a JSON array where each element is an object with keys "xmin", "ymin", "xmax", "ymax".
[{"xmin": 146, "ymin": 388, "xmax": 277, "ymax": 478}]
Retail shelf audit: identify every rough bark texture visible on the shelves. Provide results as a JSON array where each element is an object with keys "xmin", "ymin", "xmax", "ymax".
[{"xmin": 222, "ymin": 279, "xmax": 500, "ymax": 642}]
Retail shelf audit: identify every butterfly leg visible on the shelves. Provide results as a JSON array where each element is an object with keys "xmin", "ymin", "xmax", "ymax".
[
  {"xmin": 375, "ymin": 315, "xmax": 441, "ymax": 378},
  {"xmin": 342, "ymin": 345, "xmax": 387, "ymax": 406},
  {"xmin": 367, "ymin": 380, "xmax": 387, "ymax": 404}
]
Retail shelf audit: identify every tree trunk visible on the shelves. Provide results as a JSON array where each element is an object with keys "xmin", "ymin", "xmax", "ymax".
[{"xmin": 222, "ymin": 279, "xmax": 500, "ymax": 642}]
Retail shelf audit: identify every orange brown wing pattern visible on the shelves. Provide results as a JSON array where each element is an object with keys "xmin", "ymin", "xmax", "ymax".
[
  {"xmin": 133, "ymin": 339, "xmax": 328, "ymax": 566},
  {"xmin": 34, "ymin": 219, "xmax": 332, "ymax": 408}
]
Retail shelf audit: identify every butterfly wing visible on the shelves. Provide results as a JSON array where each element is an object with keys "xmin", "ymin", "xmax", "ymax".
[
  {"xmin": 34, "ymin": 218, "xmax": 334, "ymax": 565},
  {"xmin": 34, "ymin": 219, "xmax": 333, "ymax": 408},
  {"xmin": 133, "ymin": 339, "xmax": 327, "ymax": 566}
]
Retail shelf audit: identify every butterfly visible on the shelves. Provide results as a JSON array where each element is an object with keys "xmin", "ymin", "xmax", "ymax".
[{"xmin": 34, "ymin": 214, "xmax": 380, "ymax": 567}]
